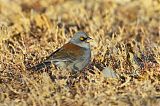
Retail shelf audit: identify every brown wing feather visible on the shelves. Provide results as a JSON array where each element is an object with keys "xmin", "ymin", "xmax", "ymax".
[{"xmin": 45, "ymin": 42, "xmax": 84, "ymax": 62}]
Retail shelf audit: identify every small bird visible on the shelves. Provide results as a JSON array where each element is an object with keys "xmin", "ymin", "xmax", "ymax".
[{"xmin": 29, "ymin": 31, "xmax": 92, "ymax": 72}]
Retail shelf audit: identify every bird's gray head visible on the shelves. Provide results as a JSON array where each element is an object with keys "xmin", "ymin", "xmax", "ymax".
[{"xmin": 70, "ymin": 31, "xmax": 91, "ymax": 48}]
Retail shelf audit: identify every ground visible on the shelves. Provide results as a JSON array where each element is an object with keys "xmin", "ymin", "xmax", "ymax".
[{"xmin": 0, "ymin": 0, "xmax": 160, "ymax": 106}]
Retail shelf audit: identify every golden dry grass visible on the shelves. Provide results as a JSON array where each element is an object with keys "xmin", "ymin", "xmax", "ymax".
[{"xmin": 0, "ymin": 0, "xmax": 160, "ymax": 106}]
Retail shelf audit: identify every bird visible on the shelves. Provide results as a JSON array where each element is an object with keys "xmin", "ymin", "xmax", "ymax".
[{"xmin": 29, "ymin": 31, "xmax": 92, "ymax": 72}]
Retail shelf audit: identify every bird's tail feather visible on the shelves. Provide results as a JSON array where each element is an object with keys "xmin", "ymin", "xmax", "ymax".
[{"xmin": 28, "ymin": 61, "xmax": 51, "ymax": 71}]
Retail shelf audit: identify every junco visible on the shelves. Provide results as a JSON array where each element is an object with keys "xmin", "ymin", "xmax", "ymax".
[{"xmin": 29, "ymin": 31, "xmax": 91, "ymax": 72}]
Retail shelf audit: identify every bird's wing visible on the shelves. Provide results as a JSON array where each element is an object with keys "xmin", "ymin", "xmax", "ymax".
[{"xmin": 45, "ymin": 42, "xmax": 84, "ymax": 62}]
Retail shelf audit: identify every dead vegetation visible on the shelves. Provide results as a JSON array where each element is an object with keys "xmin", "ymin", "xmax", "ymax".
[{"xmin": 0, "ymin": 0, "xmax": 160, "ymax": 106}]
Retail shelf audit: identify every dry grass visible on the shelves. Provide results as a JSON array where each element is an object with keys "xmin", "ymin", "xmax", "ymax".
[{"xmin": 0, "ymin": 0, "xmax": 160, "ymax": 106}]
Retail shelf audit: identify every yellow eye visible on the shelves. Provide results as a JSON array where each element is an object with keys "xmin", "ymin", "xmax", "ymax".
[{"xmin": 80, "ymin": 37, "xmax": 85, "ymax": 41}]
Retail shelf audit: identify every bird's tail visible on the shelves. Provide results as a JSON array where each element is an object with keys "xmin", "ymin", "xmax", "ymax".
[{"xmin": 28, "ymin": 61, "xmax": 51, "ymax": 71}]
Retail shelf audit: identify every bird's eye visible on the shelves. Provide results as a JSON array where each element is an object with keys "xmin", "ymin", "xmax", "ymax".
[{"xmin": 80, "ymin": 37, "xmax": 86, "ymax": 41}]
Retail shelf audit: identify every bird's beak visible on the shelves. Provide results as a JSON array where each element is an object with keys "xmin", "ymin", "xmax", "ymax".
[
  {"xmin": 87, "ymin": 37, "xmax": 92, "ymax": 40},
  {"xmin": 86, "ymin": 37, "xmax": 92, "ymax": 43}
]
